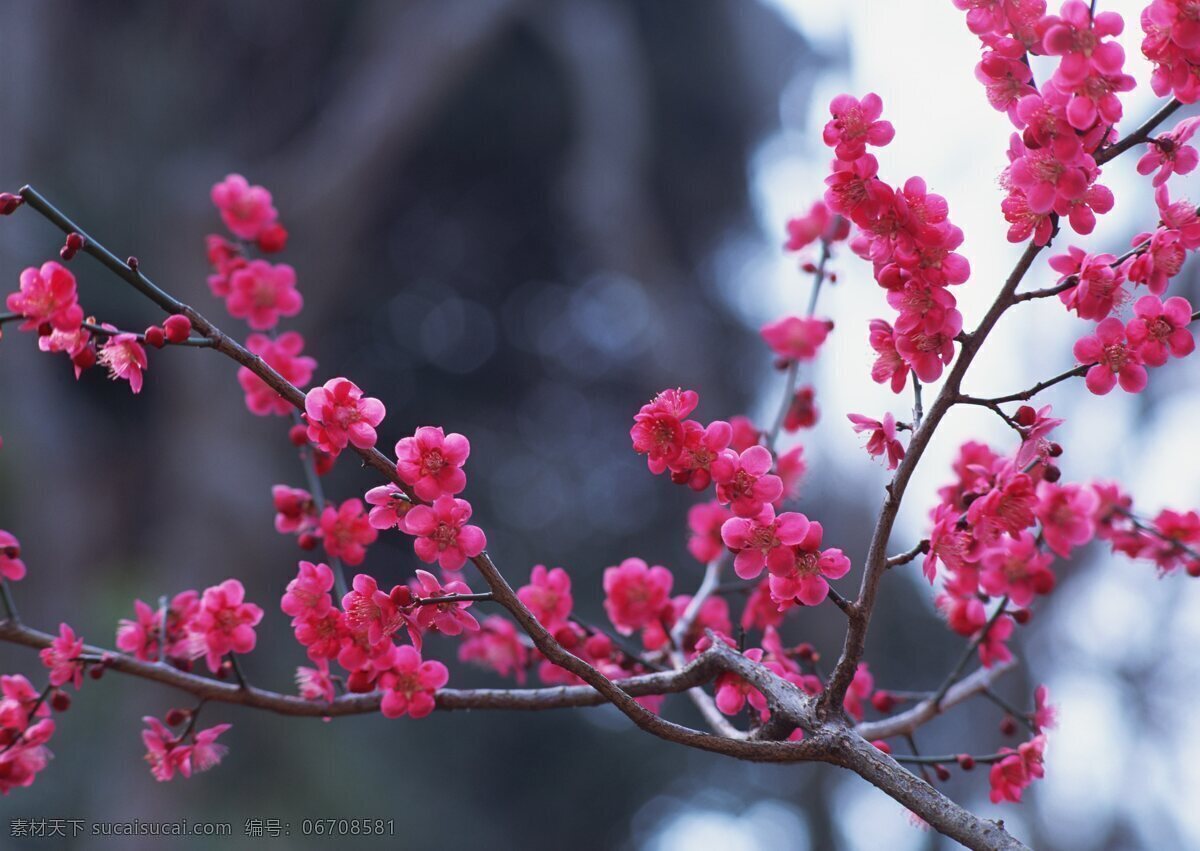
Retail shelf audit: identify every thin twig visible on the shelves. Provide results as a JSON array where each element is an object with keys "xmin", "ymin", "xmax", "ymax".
[
  {"xmin": 930, "ymin": 597, "xmax": 1010, "ymax": 709},
  {"xmin": 1095, "ymin": 97, "xmax": 1183, "ymax": 165}
]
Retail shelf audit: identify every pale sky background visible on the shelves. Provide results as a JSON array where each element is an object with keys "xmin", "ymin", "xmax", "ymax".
[{"xmin": 649, "ymin": 1, "xmax": 1200, "ymax": 848}]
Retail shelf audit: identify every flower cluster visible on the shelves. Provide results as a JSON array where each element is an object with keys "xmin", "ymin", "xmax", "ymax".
[
  {"xmin": 0, "ymin": 675, "xmax": 56, "ymax": 794},
  {"xmin": 114, "ymin": 580, "xmax": 262, "ymax": 675},
  {"xmin": 817, "ymin": 93, "xmax": 969, "ymax": 400},
  {"xmin": 142, "ymin": 714, "xmax": 231, "ymax": 782},
  {"xmin": 956, "ymin": 1, "xmax": 1128, "ymax": 244},
  {"xmin": 1072, "ymin": 295, "xmax": 1194, "ymax": 395},
  {"xmin": 1142, "ymin": 1, "xmax": 1200, "ymax": 103}
]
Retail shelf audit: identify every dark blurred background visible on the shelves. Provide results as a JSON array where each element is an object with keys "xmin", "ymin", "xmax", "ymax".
[{"xmin": 1, "ymin": 1, "xmax": 1195, "ymax": 849}]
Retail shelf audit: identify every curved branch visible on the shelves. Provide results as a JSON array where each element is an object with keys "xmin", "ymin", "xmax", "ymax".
[
  {"xmin": 822, "ymin": 237, "xmax": 1047, "ymax": 714},
  {"xmin": 1095, "ymin": 97, "xmax": 1183, "ymax": 165},
  {"xmin": 855, "ymin": 658, "xmax": 1016, "ymax": 741}
]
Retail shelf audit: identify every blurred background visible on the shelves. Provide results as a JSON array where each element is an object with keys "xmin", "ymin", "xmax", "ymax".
[{"xmin": 0, "ymin": 1, "xmax": 1198, "ymax": 848}]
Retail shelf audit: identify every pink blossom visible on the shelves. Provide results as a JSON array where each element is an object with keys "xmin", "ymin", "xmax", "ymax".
[
  {"xmin": 238, "ymin": 332, "xmax": 316, "ymax": 415},
  {"xmin": 894, "ymin": 312, "xmax": 962, "ymax": 383},
  {"xmin": 1137, "ymin": 116, "xmax": 1200, "ymax": 185},
  {"xmin": 296, "ymin": 661, "xmax": 336, "ymax": 703},
  {"xmin": 272, "ymin": 485, "xmax": 316, "ymax": 535},
  {"xmin": 979, "ymin": 614, "xmax": 1015, "ymax": 668},
  {"xmin": 784, "ymin": 201, "xmax": 847, "ymax": 251},
  {"xmin": 1035, "ymin": 481, "xmax": 1099, "ymax": 558},
  {"xmin": 223, "ymin": 260, "xmax": 302, "ymax": 330},
  {"xmin": 1123, "ymin": 228, "xmax": 1185, "ymax": 295},
  {"xmin": 377, "ymin": 645, "xmax": 448, "ymax": 719},
  {"xmin": 115, "ymin": 592, "xmax": 201, "ymax": 664},
  {"xmin": 1072, "ymin": 317, "xmax": 1148, "ymax": 395},
  {"xmin": 39, "ymin": 623, "xmax": 85, "ymax": 690},
  {"xmin": 141, "ymin": 716, "xmax": 191, "ymax": 782},
  {"xmin": 776, "ymin": 445, "xmax": 807, "ymax": 502},
  {"xmin": 727, "ymin": 415, "xmax": 760, "ymax": 452},
  {"xmin": 822, "ymin": 93, "xmax": 895, "ymax": 161},
  {"xmin": 644, "ymin": 594, "xmax": 731, "ymax": 654},
  {"xmin": 395, "ymin": 426, "xmax": 470, "ymax": 501},
  {"xmin": 1155, "ymin": 184, "xmax": 1200, "ymax": 248},
  {"xmin": 602, "ymin": 558, "xmax": 673, "ymax": 635},
  {"xmin": 189, "ymin": 723, "xmax": 232, "ymax": 774},
  {"xmin": 281, "ymin": 561, "xmax": 335, "ymax": 622},
  {"xmin": 210, "ymin": 174, "xmax": 278, "ymax": 240},
  {"xmin": 720, "ymin": 505, "xmax": 811, "ymax": 580},
  {"xmin": 516, "ymin": 565, "xmax": 573, "ymax": 630},
  {"xmin": 976, "ymin": 40, "xmax": 1037, "ymax": 122},
  {"xmin": 711, "ymin": 446, "xmax": 784, "ymax": 518},
  {"xmin": 630, "ymin": 388, "xmax": 700, "ymax": 474},
  {"xmin": 1125, "ymin": 294, "xmax": 1195, "ymax": 367},
  {"xmin": 1015, "ymin": 404, "xmax": 1064, "ymax": 468},
  {"xmin": 412, "ymin": 569, "xmax": 480, "ymax": 636},
  {"xmin": 458, "ymin": 615, "xmax": 528, "ymax": 683},
  {"xmin": 5, "ymin": 261, "xmax": 84, "ymax": 333},
  {"xmin": 843, "ymin": 663, "xmax": 875, "ymax": 722},
  {"xmin": 979, "ymin": 532, "xmax": 1056, "ymax": 607},
  {"xmin": 97, "ymin": 329, "xmax": 148, "ymax": 394},
  {"xmin": 1049, "ymin": 246, "xmax": 1126, "ymax": 320},
  {"xmin": 1001, "ymin": 187, "xmax": 1056, "ymax": 245},
  {"xmin": 847, "ymin": 412, "xmax": 905, "ymax": 470},
  {"xmin": 403, "ymin": 495, "xmax": 487, "ymax": 571},
  {"xmin": 0, "ymin": 531, "xmax": 26, "ymax": 582},
  {"xmin": 1146, "ymin": 508, "xmax": 1200, "ymax": 573},
  {"xmin": 968, "ymin": 471, "xmax": 1038, "ymax": 541},
  {"xmin": 824, "ymin": 154, "xmax": 889, "ymax": 225},
  {"xmin": 318, "ymin": 499, "xmax": 378, "ymax": 566},
  {"xmin": 304, "ymin": 378, "xmax": 386, "ymax": 455},
  {"xmin": 668, "ymin": 419, "xmax": 733, "ymax": 490},
  {"xmin": 1032, "ymin": 684, "xmax": 1058, "ymax": 732},
  {"xmin": 341, "ymin": 573, "xmax": 414, "ymax": 651},
  {"xmin": 364, "ymin": 484, "xmax": 412, "ymax": 532},
  {"xmin": 0, "ymin": 716, "xmax": 53, "ymax": 794},
  {"xmin": 191, "ymin": 579, "xmax": 264, "ymax": 673},
  {"xmin": 715, "ymin": 649, "xmax": 770, "ymax": 717},
  {"xmin": 37, "ymin": 323, "xmax": 93, "ymax": 378},
  {"xmin": 989, "ymin": 734, "xmax": 1046, "ymax": 803},
  {"xmin": 740, "ymin": 578, "xmax": 793, "ymax": 630},
  {"xmin": 868, "ymin": 319, "xmax": 908, "ymax": 393},
  {"xmin": 687, "ymin": 501, "xmax": 733, "ymax": 563},
  {"xmin": 760, "ymin": 316, "xmax": 834, "ymax": 362},
  {"xmin": 767, "ymin": 521, "xmax": 851, "ymax": 607},
  {"xmin": 783, "ymin": 385, "xmax": 819, "ymax": 431},
  {"xmin": 292, "ymin": 608, "xmax": 348, "ymax": 662}
]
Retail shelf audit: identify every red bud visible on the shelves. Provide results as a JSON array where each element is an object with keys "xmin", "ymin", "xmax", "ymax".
[
  {"xmin": 163, "ymin": 314, "xmax": 192, "ymax": 344},
  {"xmin": 144, "ymin": 326, "xmax": 166, "ymax": 348}
]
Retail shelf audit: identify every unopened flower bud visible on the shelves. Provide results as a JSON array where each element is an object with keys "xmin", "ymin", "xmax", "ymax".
[
  {"xmin": 164, "ymin": 708, "xmax": 190, "ymax": 726},
  {"xmin": 1000, "ymin": 715, "xmax": 1018, "ymax": 736},
  {"xmin": 256, "ymin": 222, "xmax": 289, "ymax": 253},
  {"xmin": 144, "ymin": 326, "xmax": 166, "ymax": 348},
  {"xmin": 957, "ymin": 754, "xmax": 975, "ymax": 770},
  {"xmin": 288, "ymin": 424, "xmax": 309, "ymax": 447},
  {"xmin": 934, "ymin": 763, "xmax": 951, "ymax": 782},
  {"xmin": 871, "ymin": 691, "xmax": 895, "ymax": 712},
  {"xmin": 163, "ymin": 314, "xmax": 192, "ymax": 344},
  {"xmin": 50, "ymin": 691, "xmax": 71, "ymax": 712},
  {"xmin": 0, "ymin": 193, "xmax": 23, "ymax": 215}
]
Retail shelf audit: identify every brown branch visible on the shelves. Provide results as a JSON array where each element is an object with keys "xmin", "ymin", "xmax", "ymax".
[
  {"xmin": 1095, "ymin": 97, "xmax": 1183, "ymax": 165},
  {"xmin": 856, "ymin": 658, "xmax": 1016, "ymax": 741},
  {"xmin": 11, "ymin": 185, "xmax": 1030, "ymax": 849}
]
